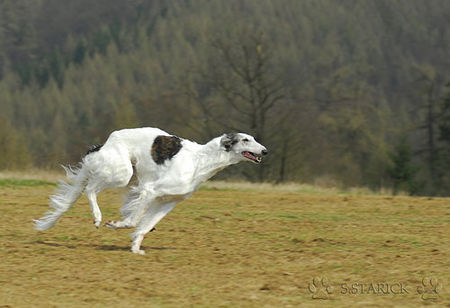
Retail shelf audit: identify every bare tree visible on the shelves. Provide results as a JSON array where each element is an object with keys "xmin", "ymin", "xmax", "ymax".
[{"xmin": 201, "ymin": 32, "xmax": 286, "ymax": 181}]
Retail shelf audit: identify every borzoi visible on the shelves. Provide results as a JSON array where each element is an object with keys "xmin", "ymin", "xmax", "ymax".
[{"xmin": 34, "ymin": 127, "xmax": 268, "ymax": 254}]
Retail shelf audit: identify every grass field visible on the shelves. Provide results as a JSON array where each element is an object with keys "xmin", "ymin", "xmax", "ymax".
[{"xmin": 0, "ymin": 176, "xmax": 448, "ymax": 307}]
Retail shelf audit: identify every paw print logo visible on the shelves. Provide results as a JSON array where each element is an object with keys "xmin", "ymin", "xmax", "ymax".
[
  {"xmin": 417, "ymin": 277, "xmax": 440, "ymax": 300},
  {"xmin": 308, "ymin": 277, "xmax": 332, "ymax": 299}
]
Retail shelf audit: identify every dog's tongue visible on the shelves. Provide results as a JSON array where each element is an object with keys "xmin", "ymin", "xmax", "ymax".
[
  {"xmin": 243, "ymin": 151, "xmax": 255, "ymax": 160},
  {"xmin": 243, "ymin": 151, "xmax": 261, "ymax": 163}
]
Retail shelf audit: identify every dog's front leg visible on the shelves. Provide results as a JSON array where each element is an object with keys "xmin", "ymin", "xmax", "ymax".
[
  {"xmin": 130, "ymin": 201, "xmax": 176, "ymax": 255},
  {"xmin": 106, "ymin": 187, "xmax": 151, "ymax": 229}
]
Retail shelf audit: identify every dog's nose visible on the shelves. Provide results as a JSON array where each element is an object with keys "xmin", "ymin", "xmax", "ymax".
[{"xmin": 262, "ymin": 149, "xmax": 268, "ymax": 156}]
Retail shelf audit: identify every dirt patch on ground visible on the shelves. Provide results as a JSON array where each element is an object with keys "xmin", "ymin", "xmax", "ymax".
[{"xmin": 0, "ymin": 183, "xmax": 448, "ymax": 306}]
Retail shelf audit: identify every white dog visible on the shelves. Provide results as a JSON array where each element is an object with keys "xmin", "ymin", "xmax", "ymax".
[{"xmin": 34, "ymin": 127, "xmax": 267, "ymax": 254}]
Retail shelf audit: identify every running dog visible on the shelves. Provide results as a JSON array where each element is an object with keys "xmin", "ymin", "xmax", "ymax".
[{"xmin": 34, "ymin": 127, "xmax": 268, "ymax": 254}]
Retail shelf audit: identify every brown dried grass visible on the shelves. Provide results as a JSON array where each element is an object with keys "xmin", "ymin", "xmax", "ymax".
[{"xmin": 0, "ymin": 179, "xmax": 448, "ymax": 306}]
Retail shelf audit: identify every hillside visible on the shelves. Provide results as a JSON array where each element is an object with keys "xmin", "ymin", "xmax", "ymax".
[{"xmin": 0, "ymin": 0, "xmax": 449, "ymax": 195}]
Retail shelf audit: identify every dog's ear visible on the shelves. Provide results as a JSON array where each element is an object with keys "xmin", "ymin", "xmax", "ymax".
[{"xmin": 220, "ymin": 133, "xmax": 238, "ymax": 151}]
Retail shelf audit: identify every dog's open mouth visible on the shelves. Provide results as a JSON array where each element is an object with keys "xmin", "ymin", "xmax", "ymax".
[{"xmin": 242, "ymin": 151, "xmax": 262, "ymax": 163}]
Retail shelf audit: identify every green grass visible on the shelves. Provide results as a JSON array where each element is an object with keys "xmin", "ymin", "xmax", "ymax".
[
  {"xmin": 0, "ymin": 179, "xmax": 55, "ymax": 187},
  {"xmin": 276, "ymin": 215, "xmax": 299, "ymax": 219}
]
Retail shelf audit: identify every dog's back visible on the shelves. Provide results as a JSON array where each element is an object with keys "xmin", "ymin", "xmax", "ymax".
[
  {"xmin": 103, "ymin": 127, "xmax": 169, "ymax": 153},
  {"xmin": 84, "ymin": 127, "xmax": 181, "ymax": 186}
]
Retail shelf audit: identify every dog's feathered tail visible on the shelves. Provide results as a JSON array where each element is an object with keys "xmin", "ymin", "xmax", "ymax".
[{"xmin": 34, "ymin": 165, "xmax": 88, "ymax": 230}]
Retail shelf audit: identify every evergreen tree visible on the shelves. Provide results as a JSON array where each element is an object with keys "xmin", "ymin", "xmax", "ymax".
[
  {"xmin": 438, "ymin": 83, "xmax": 450, "ymax": 195},
  {"xmin": 387, "ymin": 139, "xmax": 420, "ymax": 195}
]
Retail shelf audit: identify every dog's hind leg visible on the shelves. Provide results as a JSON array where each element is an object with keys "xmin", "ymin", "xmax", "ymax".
[
  {"xmin": 130, "ymin": 201, "xmax": 176, "ymax": 255},
  {"xmin": 86, "ymin": 190, "xmax": 102, "ymax": 228},
  {"xmin": 84, "ymin": 153, "xmax": 134, "ymax": 228}
]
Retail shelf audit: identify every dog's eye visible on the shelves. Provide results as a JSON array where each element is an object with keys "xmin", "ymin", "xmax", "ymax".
[{"xmin": 242, "ymin": 138, "xmax": 249, "ymax": 142}]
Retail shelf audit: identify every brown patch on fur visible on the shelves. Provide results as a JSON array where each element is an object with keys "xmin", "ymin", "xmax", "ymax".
[{"xmin": 151, "ymin": 135, "xmax": 183, "ymax": 165}]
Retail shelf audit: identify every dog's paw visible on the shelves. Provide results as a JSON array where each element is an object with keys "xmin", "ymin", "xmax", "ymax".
[
  {"xmin": 104, "ymin": 220, "xmax": 116, "ymax": 229},
  {"xmin": 131, "ymin": 249, "xmax": 146, "ymax": 255},
  {"xmin": 93, "ymin": 220, "xmax": 101, "ymax": 229}
]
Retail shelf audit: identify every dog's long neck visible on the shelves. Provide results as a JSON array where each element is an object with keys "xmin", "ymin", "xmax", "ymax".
[{"xmin": 192, "ymin": 137, "xmax": 240, "ymax": 184}]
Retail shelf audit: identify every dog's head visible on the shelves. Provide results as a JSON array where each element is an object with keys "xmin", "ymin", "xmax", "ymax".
[{"xmin": 220, "ymin": 133, "xmax": 268, "ymax": 163}]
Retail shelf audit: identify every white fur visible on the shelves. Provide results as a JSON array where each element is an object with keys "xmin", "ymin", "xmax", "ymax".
[{"xmin": 34, "ymin": 127, "xmax": 267, "ymax": 254}]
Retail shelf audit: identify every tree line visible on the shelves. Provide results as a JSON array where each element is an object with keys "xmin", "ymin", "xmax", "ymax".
[{"xmin": 0, "ymin": 0, "xmax": 449, "ymax": 195}]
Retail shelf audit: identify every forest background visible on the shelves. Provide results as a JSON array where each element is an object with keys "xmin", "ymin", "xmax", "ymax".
[{"xmin": 0, "ymin": 0, "xmax": 449, "ymax": 196}]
